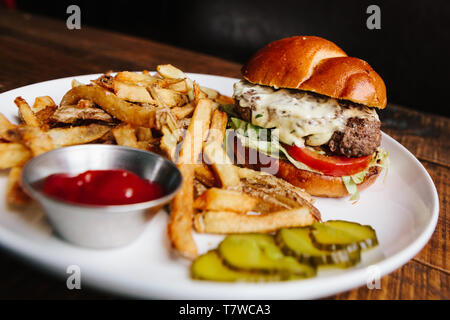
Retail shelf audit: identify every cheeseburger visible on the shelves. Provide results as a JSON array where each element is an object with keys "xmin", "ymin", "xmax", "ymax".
[{"xmin": 229, "ymin": 36, "xmax": 389, "ymax": 199}]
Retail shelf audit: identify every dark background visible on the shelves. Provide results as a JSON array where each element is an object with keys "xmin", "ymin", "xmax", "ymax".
[{"xmin": 8, "ymin": 0, "xmax": 450, "ymax": 116}]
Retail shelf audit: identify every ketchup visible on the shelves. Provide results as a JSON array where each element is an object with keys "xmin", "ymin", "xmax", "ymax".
[{"xmin": 42, "ymin": 170, "xmax": 164, "ymax": 205}]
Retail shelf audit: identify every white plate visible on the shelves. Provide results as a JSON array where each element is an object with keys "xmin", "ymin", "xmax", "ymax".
[{"xmin": 0, "ymin": 73, "xmax": 439, "ymax": 299}]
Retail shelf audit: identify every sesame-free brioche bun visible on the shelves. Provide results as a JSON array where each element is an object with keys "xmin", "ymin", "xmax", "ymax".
[{"xmin": 242, "ymin": 36, "xmax": 387, "ymax": 109}]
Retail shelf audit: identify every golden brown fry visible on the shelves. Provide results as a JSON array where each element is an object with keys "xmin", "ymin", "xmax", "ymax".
[
  {"xmin": 135, "ymin": 127, "xmax": 153, "ymax": 141},
  {"xmin": 157, "ymin": 64, "xmax": 186, "ymax": 79},
  {"xmin": 203, "ymin": 109, "xmax": 240, "ymax": 187},
  {"xmin": 178, "ymin": 98, "xmax": 212, "ymax": 165},
  {"xmin": 167, "ymin": 98, "xmax": 213, "ymax": 259},
  {"xmin": 6, "ymin": 167, "xmax": 30, "ymax": 206},
  {"xmin": 160, "ymin": 125, "xmax": 178, "ymax": 161},
  {"xmin": 32, "ymin": 96, "xmax": 56, "ymax": 113},
  {"xmin": 149, "ymin": 87, "xmax": 188, "ymax": 108},
  {"xmin": 193, "ymin": 188, "xmax": 257, "ymax": 213},
  {"xmin": 215, "ymin": 94, "xmax": 235, "ymax": 105},
  {"xmin": 0, "ymin": 143, "xmax": 32, "ymax": 169},
  {"xmin": 200, "ymin": 86, "xmax": 219, "ymax": 100},
  {"xmin": 165, "ymin": 79, "xmax": 188, "ymax": 93},
  {"xmin": 167, "ymin": 163, "xmax": 197, "ymax": 259},
  {"xmin": 112, "ymin": 123, "xmax": 139, "ymax": 148},
  {"xmin": 192, "ymin": 82, "xmax": 207, "ymax": 102},
  {"xmin": 171, "ymin": 102, "xmax": 195, "ymax": 120},
  {"xmin": 18, "ymin": 126, "xmax": 53, "ymax": 156},
  {"xmin": 113, "ymin": 80, "xmax": 156, "ymax": 104},
  {"xmin": 14, "ymin": 97, "xmax": 40, "ymax": 127},
  {"xmin": 60, "ymin": 85, "xmax": 156, "ymax": 127},
  {"xmin": 48, "ymin": 124, "xmax": 111, "ymax": 148},
  {"xmin": 115, "ymin": 71, "xmax": 154, "ymax": 84},
  {"xmin": 194, "ymin": 163, "xmax": 217, "ymax": 187},
  {"xmin": 194, "ymin": 207, "xmax": 316, "ymax": 234},
  {"xmin": 0, "ymin": 114, "xmax": 18, "ymax": 141}
]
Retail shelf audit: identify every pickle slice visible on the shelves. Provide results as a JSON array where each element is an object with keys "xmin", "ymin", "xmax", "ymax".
[
  {"xmin": 218, "ymin": 234, "xmax": 316, "ymax": 278},
  {"xmin": 191, "ymin": 250, "xmax": 301, "ymax": 282},
  {"xmin": 276, "ymin": 228, "xmax": 361, "ymax": 268},
  {"xmin": 310, "ymin": 220, "xmax": 378, "ymax": 251}
]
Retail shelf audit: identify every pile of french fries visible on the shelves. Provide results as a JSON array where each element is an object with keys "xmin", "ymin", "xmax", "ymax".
[{"xmin": 0, "ymin": 64, "xmax": 321, "ymax": 260}]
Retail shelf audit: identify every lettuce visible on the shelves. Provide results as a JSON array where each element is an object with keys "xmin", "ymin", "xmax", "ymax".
[{"xmin": 342, "ymin": 149, "xmax": 389, "ymax": 200}]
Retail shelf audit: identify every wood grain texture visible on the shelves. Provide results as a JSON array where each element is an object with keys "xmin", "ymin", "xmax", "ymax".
[{"xmin": 0, "ymin": 8, "xmax": 448, "ymax": 300}]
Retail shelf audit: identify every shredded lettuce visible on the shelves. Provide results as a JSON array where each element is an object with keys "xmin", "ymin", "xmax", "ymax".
[
  {"xmin": 227, "ymin": 116, "xmax": 389, "ymax": 200},
  {"xmin": 342, "ymin": 149, "xmax": 389, "ymax": 200}
]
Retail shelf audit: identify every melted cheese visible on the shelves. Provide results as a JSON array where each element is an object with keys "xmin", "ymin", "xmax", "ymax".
[{"xmin": 233, "ymin": 80, "xmax": 379, "ymax": 146}]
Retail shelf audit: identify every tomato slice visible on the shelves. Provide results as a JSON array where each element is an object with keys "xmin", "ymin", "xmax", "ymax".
[{"xmin": 284, "ymin": 144, "xmax": 371, "ymax": 176}]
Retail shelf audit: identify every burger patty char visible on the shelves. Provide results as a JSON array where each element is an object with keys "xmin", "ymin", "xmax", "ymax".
[{"xmin": 235, "ymin": 103, "xmax": 381, "ymax": 158}]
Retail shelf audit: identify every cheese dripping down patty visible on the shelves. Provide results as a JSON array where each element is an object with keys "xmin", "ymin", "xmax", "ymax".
[{"xmin": 233, "ymin": 80, "xmax": 380, "ymax": 147}]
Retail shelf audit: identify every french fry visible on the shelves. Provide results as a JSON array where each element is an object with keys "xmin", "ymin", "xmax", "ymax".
[
  {"xmin": 193, "ymin": 82, "xmax": 207, "ymax": 101},
  {"xmin": 194, "ymin": 188, "xmax": 257, "ymax": 213},
  {"xmin": 6, "ymin": 167, "xmax": 30, "ymax": 206},
  {"xmin": 167, "ymin": 98, "xmax": 212, "ymax": 259},
  {"xmin": 215, "ymin": 94, "xmax": 235, "ymax": 105},
  {"xmin": 77, "ymin": 99, "xmax": 95, "ymax": 108},
  {"xmin": 115, "ymin": 71, "xmax": 154, "ymax": 84},
  {"xmin": 136, "ymin": 127, "xmax": 153, "ymax": 141},
  {"xmin": 168, "ymin": 163, "xmax": 197, "ymax": 259},
  {"xmin": 203, "ymin": 109, "xmax": 240, "ymax": 187},
  {"xmin": 149, "ymin": 87, "xmax": 188, "ymax": 108},
  {"xmin": 178, "ymin": 98, "xmax": 212, "ymax": 164},
  {"xmin": 0, "ymin": 114, "xmax": 18, "ymax": 141},
  {"xmin": 157, "ymin": 64, "xmax": 186, "ymax": 79},
  {"xmin": 194, "ymin": 207, "xmax": 316, "ymax": 234},
  {"xmin": 160, "ymin": 125, "xmax": 178, "ymax": 161},
  {"xmin": 35, "ymin": 105, "xmax": 58, "ymax": 129},
  {"xmin": 50, "ymin": 105, "xmax": 114, "ymax": 124},
  {"xmin": 200, "ymin": 86, "xmax": 219, "ymax": 100},
  {"xmin": 0, "ymin": 143, "xmax": 31, "ymax": 169},
  {"xmin": 194, "ymin": 163, "xmax": 217, "ymax": 187},
  {"xmin": 112, "ymin": 123, "xmax": 139, "ymax": 148},
  {"xmin": 171, "ymin": 102, "xmax": 195, "ymax": 119},
  {"xmin": 165, "ymin": 79, "xmax": 188, "ymax": 93},
  {"xmin": 18, "ymin": 126, "xmax": 53, "ymax": 156},
  {"xmin": 48, "ymin": 124, "xmax": 111, "ymax": 148},
  {"xmin": 32, "ymin": 96, "xmax": 56, "ymax": 113},
  {"xmin": 60, "ymin": 85, "xmax": 156, "ymax": 127},
  {"xmin": 14, "ymin": 97, "xmax": 40, "ymax": 127},
  {"xmin": 113, "ymin": 80, "xmax": 156, "ymax": 104}
]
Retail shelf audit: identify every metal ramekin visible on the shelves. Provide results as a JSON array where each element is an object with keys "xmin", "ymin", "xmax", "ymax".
[{"xmin": 22, "ymin": 145, "xmax": 182, "ymax": 249}]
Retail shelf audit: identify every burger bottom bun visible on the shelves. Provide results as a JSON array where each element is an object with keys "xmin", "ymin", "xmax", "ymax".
[{"xmin": 232, "ymin": 139, "xmax": 381, "ymax": 198}]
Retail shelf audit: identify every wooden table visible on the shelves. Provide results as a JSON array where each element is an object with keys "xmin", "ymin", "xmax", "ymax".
[{"xmin": 0, "ymin": 9, "xmax": 448, "ymax": 300}]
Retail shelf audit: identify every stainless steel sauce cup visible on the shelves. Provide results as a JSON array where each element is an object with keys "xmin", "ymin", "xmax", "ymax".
[{"xmin": 22, "ymin": 145, "xmax": 182, "ymax": 249}]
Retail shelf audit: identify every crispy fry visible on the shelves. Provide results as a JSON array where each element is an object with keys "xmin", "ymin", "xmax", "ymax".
[
  {"xmin": 115, "ymin": 71, "xmax": 154, "ymax": 84},
  {"xmin": 113, "ymin": 80, "xmax": 156, "ymax": 104},
  {"xmin": 203, "ymin": 109, "xmax": 240, "ymax": 187},
  {"xmin": 48, "ymin": 124, "xmax": 111, "ymax": 148},
  {"xmin": 194, "ymin": 207, "xmax": 316, "ymax": 234},
  {"xmin": 149, "ymin": 87, "xmax": 188, "ymax": 108},
  {"xmin": 50, "ymin": 105, "xmax": 114, "ymax": 125},
  {"xmin": 18, "ymin": 126, "xmax": 53, "ymax": 156},
  {"xmin": 193, "ymin": 188, "xmax": 257, "ymax": 213},
  {"xmin": 32, "ymin": 96, "xmax": 56, "ymax": 113},
  {"xmin": 194, "ymin": 163, "xmax": 217, "ymax": 187},
  {"xmin": 60, "ymin": 85, "xmax": 156, "ymax": 127},
  {"xmin": 215, "ymin": 94, "xmax": 235, "ymax": 105},
  {"xmin": 135, "ymin": 127, "xmax": 153, "ymax": 141},
  {"xmin": 171, "ymin": 102, "xmax": 195, "ymax": 119},
  {"xmin": 112, "ymin": 123, "xmax": 139, "ymax": 148},
  {"xmin": 164, "ymin": 79, "xmax": 188, "ymax": 93},
  {"xmin": 6, "ymin": 167, "xmax": 30, "ymax": 206},
  {"xmin": 193, "ymin": 82, "xmax": 207, "ymax": 101},
  {"xmin": 35, "ymin": 105, "xmax": 58, "ymax": 129},
  {"xmin": 160, "ymin": 125, "xmax": 179, "ymax": 161},
  {"xmin": 178, "ymin": 98, "xmax": 212, "ymax": 165},
  {"xmin": 167, "ymin": 98, "xmax": 213, "ymax": 259},
  {"xmin": 168, "ymin": 163, "xmax": 197, "ymax": 259},
  {"xmin": 0, "ymin": 114, "xmax": 18, "ymax": 141},
  {"xmin": 0, "ymin": 143, "xmax": 31, "ymax": 169},
  {"xmin": 157, "ymin": 64, "xmax": 186, "ymax": 79},
  {"xmin": 200, "ymin": 86, "xmax": 219, "ymax": 100},
  {"xmin": 14, "ymin": 97, "xmax": 40, "ymax": 127}
]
